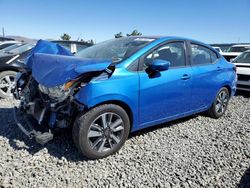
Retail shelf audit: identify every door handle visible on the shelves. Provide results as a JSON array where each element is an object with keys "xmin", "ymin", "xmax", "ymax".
[{"xmin": 181, "ymin": 74, "xmax": 191, "ymax": 80}]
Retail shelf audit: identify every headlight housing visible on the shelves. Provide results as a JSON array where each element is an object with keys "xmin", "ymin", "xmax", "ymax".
[{"xmin": 38, "ymin": 83, "xmax": 71, "ymax": 101}]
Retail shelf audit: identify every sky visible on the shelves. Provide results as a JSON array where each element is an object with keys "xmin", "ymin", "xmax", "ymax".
[{"xmin": 0, "ymin": 0, "xmax": 250, "ymax": 43}]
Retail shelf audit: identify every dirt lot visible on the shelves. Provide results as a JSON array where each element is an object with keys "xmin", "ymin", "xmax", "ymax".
[{"xmin": 0, "ymin": 92, "xmax": 249, "ymax": 188}]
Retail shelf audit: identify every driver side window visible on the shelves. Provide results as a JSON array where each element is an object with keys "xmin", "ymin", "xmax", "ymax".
[{"xmin": 143, "ymin": 42, "xmax": 186, "ymax": 70}]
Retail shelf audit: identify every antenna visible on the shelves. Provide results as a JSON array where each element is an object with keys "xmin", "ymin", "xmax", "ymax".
[{"xmin": 77, "ymin": 33, "xmax": 82, "ymax": 41}]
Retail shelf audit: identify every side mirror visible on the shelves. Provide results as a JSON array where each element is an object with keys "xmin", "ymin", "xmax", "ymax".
[{"xmin": 149, "ymin": 59, "xmax": 170, "ymax": 72}]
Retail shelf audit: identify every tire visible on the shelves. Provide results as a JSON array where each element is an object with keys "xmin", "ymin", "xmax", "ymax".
[
  {"xmin": 0, "ymin": 71, "xmax": 17, "ymax": 99},
  {"xmin": 207, "ymin": 87, "xmax": 230, "ymax": 119},
  {"xmin": 72, "ymin": 104, "xmax": 130, "ymax": 159}
]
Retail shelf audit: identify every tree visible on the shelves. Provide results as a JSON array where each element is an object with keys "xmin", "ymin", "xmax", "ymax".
[
  {"xmin": 114, "ymin": 32, "xmax": 123, "ymax": 38},
  {"xmin": 60, "ymin": 33, "xmax": 71, "ymax": 41},
  {"xmin": 126, "ymin": 29, "xmax": 142, "ymax": 36},
  {"xmin": 80, "ymin": 38, "xmax": 95, "ymax": 44}
]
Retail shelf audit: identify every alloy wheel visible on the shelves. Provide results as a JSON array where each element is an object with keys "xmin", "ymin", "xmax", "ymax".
[
  {"xmin": 215, "ymin": 90, "xmax": 229, "ymax": 114},
  {"xmin": 0, "ymin": 74, "xmax": 15, "ymax": 97},
  {"xmin": 87, "ymin": 112, "xmax": 124, "ymax": 153}
]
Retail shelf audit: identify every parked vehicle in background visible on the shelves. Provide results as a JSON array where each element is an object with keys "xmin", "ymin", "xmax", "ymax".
[
  {"xmin": 212, "ymin": 46, "xmax": 223, "ymax": 53},
  {"xmin": 51, "ymin": 40, "xmax": 93, "ymax": 53},
  {"xmin": 222, "ymin": 44, "xmax": 250, "ymax": 62},
  {"xmin": 232, "ymin": 50, "xmax": 250, "ymax": 91},
  {"xmin": 210, "ymin": 44, "xmax": 234, "ymax": 52},
  {"xmin": 0, "ymin": 37, "xmax": 15, "ymax": 42},
  {"xmin": 0, "ymin": 41, "xmax": 19, "ymax": 50},
  {"xmin": 13, "ymin": 36, "xmax": 237, "ymax": 159},
  {"xmin": 0, "ymin": 43, "xmax": 35, "ymax": 98},
  {"xmin": 0, "ymin": 43, "xmax": 24, "ymax": 54}
]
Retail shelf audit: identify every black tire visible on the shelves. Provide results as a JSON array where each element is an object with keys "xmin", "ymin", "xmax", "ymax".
[
  {"xmin": 207, "ymin": 87, "xmax": 230, "ymax": 119},
  {"xmin": 72, "ymin": 104, "xmax": 130, "ymax": 159},
  {"xmin": 0, "ymin": 71, "xmax": 17, "ymax": 99}
]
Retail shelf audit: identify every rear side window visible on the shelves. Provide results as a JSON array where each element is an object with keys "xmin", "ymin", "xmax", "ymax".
[{"xmin": 191, "ymin": 44, "xmax": 218, "ymax": 65}]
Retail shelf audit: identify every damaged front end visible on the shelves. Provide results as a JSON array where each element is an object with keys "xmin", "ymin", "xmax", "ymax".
[{"xmin": 13, "ymin": 40, "xmax": 114, "ymax": 145}]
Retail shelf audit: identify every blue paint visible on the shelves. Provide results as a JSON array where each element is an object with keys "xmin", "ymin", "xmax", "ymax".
[{"xmin": 30, "ymin": 37, "xmax": 237, "ymax": 133}]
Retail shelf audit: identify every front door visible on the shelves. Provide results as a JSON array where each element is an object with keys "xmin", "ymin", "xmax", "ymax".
[{"xmin": 138, "ymin": 41, "xmax": 192, "ymax": 127}]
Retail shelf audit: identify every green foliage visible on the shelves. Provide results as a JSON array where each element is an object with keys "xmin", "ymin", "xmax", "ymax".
[
  {"xmin": 115, "ymin": 30, "xmax": 142, "ymax": 38},
  {"xmin": 114, "ymin": 32, "xmax": 123, "ymax": 38},
  {"xmin": 126, "ymin": 29, "xmax": 142, "ymax": 36},
  {"xmin": 60, "ymin": 33, "xmax": 71, "ymax": 41}
]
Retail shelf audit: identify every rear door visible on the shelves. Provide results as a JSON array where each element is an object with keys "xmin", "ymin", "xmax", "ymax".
[{"xmin": 188, "ymin": 42, "xmax": 221, "ymax": 110}]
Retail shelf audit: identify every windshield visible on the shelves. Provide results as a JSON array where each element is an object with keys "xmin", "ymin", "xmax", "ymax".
[
  {"xmin": 233, "ymin": 51, "xmax": 250, "ymax": 63},
  {"xmin": 1, "ymin": 43, "xmax": 25, "ymax": 52},
  {"xmin": 76, "ymin": 37, "xmax": 155, "ymax": 63},
  {"xmin": 227, "ymin": 46, "xmax": 250, "ymax": 53},
  {"xmin": 9, "ymin": 43, "xmax": 35, "ymax": 54}
]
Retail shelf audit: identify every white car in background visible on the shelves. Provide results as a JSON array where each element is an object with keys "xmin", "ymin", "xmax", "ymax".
[
  {"xmin": 232, "ymin": 50, "xmax": 250, "ymax": 91},
  {"xmin": 222, "ymin": 44, "xmax": 250, "ymax": 62},
  {"xmin": 0, "ymin": 41, "xmax": 19, "ymax": 50},
  {"xmin": 212, "ymin": 46, "xmax": 223, "ymax": 53}
]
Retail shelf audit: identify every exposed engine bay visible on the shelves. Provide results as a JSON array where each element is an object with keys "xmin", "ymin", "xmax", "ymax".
[{"xmin": 13, "ymin": 67, "xmax": 113, "ymax": 144}]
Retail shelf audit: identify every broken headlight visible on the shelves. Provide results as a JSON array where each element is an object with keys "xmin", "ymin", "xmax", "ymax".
[{"xmin": 38, "ymin": 83, "xmax": 72, "ymax": 101}]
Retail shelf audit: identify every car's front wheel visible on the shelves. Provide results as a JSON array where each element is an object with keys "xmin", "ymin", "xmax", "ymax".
[
  {"xmin": 207, "ymin": 87, "xmax": 230, "ymax": 119},
  {"xmin": 72, "ymin": 104, "xmax": 130, "ymax": 159}
]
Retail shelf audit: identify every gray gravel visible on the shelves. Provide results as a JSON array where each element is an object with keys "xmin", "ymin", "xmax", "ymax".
[{"xmin": 0, "ymin": 94, "xmax": 250, "ymax": 188}]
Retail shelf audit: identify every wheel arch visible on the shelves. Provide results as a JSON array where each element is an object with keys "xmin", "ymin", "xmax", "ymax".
[
  {"xmin": 222, "ymin": 84, "xmax": 232, "ymax": 97},
  {"xmin": 89, "ymin": 100, "xmax": 134, "ymax": 131}
]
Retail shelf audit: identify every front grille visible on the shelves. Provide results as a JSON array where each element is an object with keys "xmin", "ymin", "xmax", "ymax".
[{"xmin": 237, "ymin": 74, "xmax": 250, "ymax": 81}]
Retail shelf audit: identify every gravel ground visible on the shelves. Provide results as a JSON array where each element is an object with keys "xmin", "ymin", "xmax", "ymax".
[{"xmin": 0, "ymin": 93, "xmax": 249, "ymax": 188}]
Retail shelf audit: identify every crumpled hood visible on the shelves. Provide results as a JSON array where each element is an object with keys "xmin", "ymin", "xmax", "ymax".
[
  {"xmin": 32, "ymin": 53, "xmax": 111, "ymax": 87},
  {"xmin": 25, "ymin": 39, "xmax": 112, "ymax": 87},
  {"xmin": 26, "ymin": 39, "xmax": 73, "ymax": 69}
]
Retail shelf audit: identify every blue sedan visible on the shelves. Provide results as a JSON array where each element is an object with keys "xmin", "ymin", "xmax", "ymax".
[{"xmin": 14, "ymin": 36, "xmax": 237, "ymax": 159}]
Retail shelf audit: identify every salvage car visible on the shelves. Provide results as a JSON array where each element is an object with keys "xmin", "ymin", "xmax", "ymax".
[
  {"xmin": 232, "ymin": 50, "xmax": 250, "ymax": 91},
  {"xmin": 0, "ymin": 43, "xmax": 34, "ymax": 98},
  {"xmin": 13, "ymin": 36, "xmax": 237, "ymax": 159}
]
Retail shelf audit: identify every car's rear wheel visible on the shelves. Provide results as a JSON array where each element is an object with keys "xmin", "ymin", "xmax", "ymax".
[
  {"xmin": 72, "ymin": 104, "xmax": 130, "ymax": 159},
  {"xmin": 0, "ymin": 71, "xmax": 17, "ymax": 99},
  {"xmin": 207, "ymin": 87, "xmax": 230, "ymax": 119}
]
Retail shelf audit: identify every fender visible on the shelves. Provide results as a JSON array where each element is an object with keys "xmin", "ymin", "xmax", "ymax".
[{"xmin": 74, "ymin": 78, "xmax": 140, "ymax": 131}]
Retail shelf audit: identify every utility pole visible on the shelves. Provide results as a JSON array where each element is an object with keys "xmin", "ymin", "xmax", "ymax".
[{"xmin": 2, "ymin": 27, "xmax": 5, "ymax": 38}]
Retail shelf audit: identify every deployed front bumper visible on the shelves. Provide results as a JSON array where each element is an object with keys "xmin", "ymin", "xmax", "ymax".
[{"xmin": 13, "ymin": 107, "xmax": 54, "ymax": 145}]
